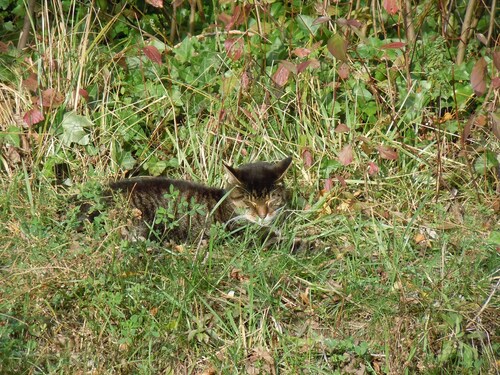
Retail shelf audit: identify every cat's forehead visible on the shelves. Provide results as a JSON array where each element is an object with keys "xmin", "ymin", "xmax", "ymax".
[{"xmin": 236, "ymin": 162, "xmax": 281, "ymax": 191}]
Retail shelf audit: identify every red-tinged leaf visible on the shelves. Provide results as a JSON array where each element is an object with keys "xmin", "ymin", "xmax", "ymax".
[
  {"xmin": 461, "ymin": 116, "xmax": 473, "ymax": 146},
  {"xmin": 367, "ymin": 161, "xmax": 379, "ymax": 176},
  {"xmin": 24, "ymin": 108, "xmax": 44, "ymax": 126},
  {"xmin": 297, "ymin": 59, "xmax": 320, "ymax": 73},
  {"xmin": 146, "ymin": 0, "xmax": 163, "ymax": 7},
  {"xmin": 272, "ymin": 64, "xmax": 290, "ymax": 87},
  {"xmin": 292, "ymin": 47, "xmax": 311, "ymax": 58},
  {"xmin": 41, "ymin": 88, "xmax": 64, "ymax": 107},
  {"xmin": 240, "ymin": 71, "xmax": 250, "ymax": 91},
  {"xmin": 22, "ymin": 73, "xmax": 38, "ymax": 92},
  {"xmin": 335, "ymin": 123, "xmax": 350, "ymax": 133},
  {"xmin": 336, "ymin": 174, "xmax": 347, "ymax": 188},
  {"xmin": 225, "ymin": 5, "xmax": 249, "ymax": 31},
  {"xmin": 0, "ymin": 41, "xmax": 8, "ymax": 52},
  {"xmin": 280, "ymin": 60, "xmax": 297, "ymax": 74},
  {"xmin": 493, "ymin": 51, "xmax": 500, "ymax": 71},
  {"xmin": 113, "ymin": 52, "xmax": 127, "ymax": 69},
  {"xmin": 491, "ymin": 112, "xmax": 500, "ymax": 141},
  {"xmin": 79, "ymin": 88, "xmax": 89, "ymax": 101},
  {"xmin": 224, "ymin": 38, "xmax": 244, "ymax": 61},
  {"xmin": 383, "ymin": 0, "xmax": 399, "ymax": 15},
  {"xmin": 471, "ymin": 57, "xmax": 487, "ymax": 96},
  {"xmin": 381, "ymin": 41, "xmax": 406, "ymax": 49},
  {"xmin": 338, "ymin": 145, "xmax": 354, "ymax": 166},
  {"xmin": 312, "ymin": 16, "xmax": 330, "ymax": 26},
  {"xmin": 377, "ymin": 145, "xmax": 398, "ymax": 160},
  {"xmin": 327, "ymin": 34, "xmax": 348, "ymax": 61},
  {"xmin": 324, "ymin": 177, "xmax": 334, "ymax": 192},
  {"xmin": 143, "ymin": 46, "xmax": 162, "ymax": 65},
  {"xmin": 338, "ymin": 63, "xmax": 349, "ymax": 79},
  {"xmin": 218, "ymin": 13, "xmax": 232, "ymax": 27},
  {"xmin": 476, "ymin": 33, "xmax": 488, "ymax": 46},
  {"xmin": 302, "ymin": 149, "xmax": 313, "ymax": 168},
  {"xmin": 491, "ymin": 77, "xmax": 500, "ymax": 89},
  {"xmin": 346, "ymin": 19, "xmax": 363, "ymax": 28},
  {"xmin": 297, "ymin": 60, "xmax": 311, "ymax": 74}
]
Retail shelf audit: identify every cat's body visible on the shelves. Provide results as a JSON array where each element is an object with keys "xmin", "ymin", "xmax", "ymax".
[{"xmin": 92, "ymin": 157, "xmax": 292, "ymax": 242}]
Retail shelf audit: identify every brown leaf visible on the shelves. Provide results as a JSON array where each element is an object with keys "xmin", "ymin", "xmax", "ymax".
[
  {"xmin": 292, "ymin": 47, "xmax": 311, "ymax": 58},
  {"xmin": 491, "ymin": 111, "xmax": 500, "ymax": 141},
  {"xmin": 493, "ymin": 51, "xmax": 500, "ymax": 71},
  {"xmin": 312, "ymin": 16, "xmax": 331, "ymax": 25},
  {"xmin": 377, "ymin": 145, "xmax": 398, "ymax": 160},
  {"xmin": 224, "ymin": 38, "xmax": 244, "ymax": 61},
  {"xmin": 327, "ymin": 34, "xmax": 348, "ymax": 61},
  {"xmin": 323, "ymin": 177, "xmax": 334, "ymax": 192},
  {"xmin": 280, "ymin": 60, "xmax": 297, "ymax": 74},
  {"xmin": 335, "ymin": 123, "xmax": 350, "ymax": 133},
  {"xmin": 79, "ymin": 88, "xmax": 89, "ymax": 101},
  {"xmin": 23, "ymin": 108, "xmax": 44, "ymax": 126},
  {"xmin": 470, "ymin": 57, "xmax": 487, "ymax": 96},
  {"xmin": 272, "ymin": 64, "xmax": 290, "ymax": 87},
  {"xmin": 491, "ymin": 77, "xmax": 500, "ymax": 89},
  {"xmin": 346, "ymin": 18, "xmax": 363, "ymax": 28},
  {"xmin": 225, "ymin": 5, "xmax": 249, "ymax": 31},
  {"xmin": 296, "ymin": 59, "xmax": 320, "ymax": 74},
  {"xmin": 41, "ymin": 88, "xmax": 64, "ymax": 107},
  {"xmin": 302, "ymin": 148, "xmax": 313, "ymax": 168},
  {"xmin": 367, "ymin": 161, "xmax": 379, "ymax": 176},
  {"xmin": 143, "ymin": 45, "xmax": 162, "ymax": 65},
  {"xmin": 336, "ymin": 174, "xmax": 347, "ymax": 188},
  {"xmin": 383, "ymin": 0, "xmax": 399, "ymax": 15},
  {"xmin": 240, "ymin": 71, "xmax": 250, "ymax": 91},
  {"xmin": 461, "ymin": 115, "xmax": 473, "ymax": 146},
  {"xmin": 0, "ymin": 41, "xmax": 8, "ymax": 52},
  {"xmin": 146, "ymin": 0, "xmax": 163, "ymax": 7},
  {"xmin": 22, "ymin": 73, "xmax": 38, "ymax": 92},
  {"xmin": 338, "ymin": 62, "xmax": 349, "ymax": 79},
  {"xmin": 338, "ymin": 145, "xmax": 354, "ymax": 166},
  {"xmin": 381, "ymin": 41, "xmax": 406, "ymax": 49},
  {"xmin": 217, "ymin": 13, "xmax": 232, "ymax": 27}
]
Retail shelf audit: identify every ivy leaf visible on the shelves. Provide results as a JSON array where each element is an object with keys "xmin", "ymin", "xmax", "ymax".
[
  {"xmin": 60, "ymin": 111, "xmax": 93, "ymax": 146},
  {"xmin": 470, "ymin": 58, "xmax": 487, "ymax": 96},
  {"xmin": 327, "ymin": 34, "xmax": 348, "ymax": 62}
]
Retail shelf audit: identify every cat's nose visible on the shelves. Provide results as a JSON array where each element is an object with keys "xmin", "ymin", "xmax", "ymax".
[{"xmin": 256, "ymin": 205, "xmax": 268, "ymax": 219}]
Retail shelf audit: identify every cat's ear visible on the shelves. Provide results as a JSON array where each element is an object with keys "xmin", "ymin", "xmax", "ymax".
[
  {"xmin": 274, "ymin": 156, "xmax": 292, "ymax": 180},
  {"xmin": 224, "ymin": 163, "xmax": 242, "ymax": 185}
]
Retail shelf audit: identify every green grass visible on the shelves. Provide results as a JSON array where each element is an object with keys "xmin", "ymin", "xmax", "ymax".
[{"xmin": 1, "ymin": 1, "xmax": 499, "ymax": 373}]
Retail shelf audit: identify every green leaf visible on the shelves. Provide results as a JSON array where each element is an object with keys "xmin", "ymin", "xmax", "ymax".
[
  {"xmin": 327, "ymin": 34, "xmax": 348, "ymax": 61},
  {"xmin": 474, "ymin": 150, "xmax": 499, "ymax": 174},
  {"xmin": 1, "ymin": 126, "xmax": 21, "ymax": 147},
  {"xmin": 488, "ymin": 231, "xmax": 500, "ymax": 245},
  {"xmin": 60, "ymin": 111, "xmax": 93, "ymax": 146}
]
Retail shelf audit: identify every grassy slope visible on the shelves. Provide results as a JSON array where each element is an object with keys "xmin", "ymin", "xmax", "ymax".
[{"xmin": 1, "ymin": 3, "xmax": 499, "ymax": 375}]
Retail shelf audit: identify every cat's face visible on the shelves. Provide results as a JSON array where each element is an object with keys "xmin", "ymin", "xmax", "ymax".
[{"xmin": 224, "ymin": 157, "xmax": 292, "ymax": 226}]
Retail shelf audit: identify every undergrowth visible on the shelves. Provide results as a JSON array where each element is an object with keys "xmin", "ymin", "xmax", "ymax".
[{"xmin": 0, "ymin": 0, "xmax": 498, "ymax": 374}]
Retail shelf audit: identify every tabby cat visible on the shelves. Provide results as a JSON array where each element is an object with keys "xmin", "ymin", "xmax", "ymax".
[{"xmin": 93, "ymin": 157, "xmax": 292, "ymax": 242}]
